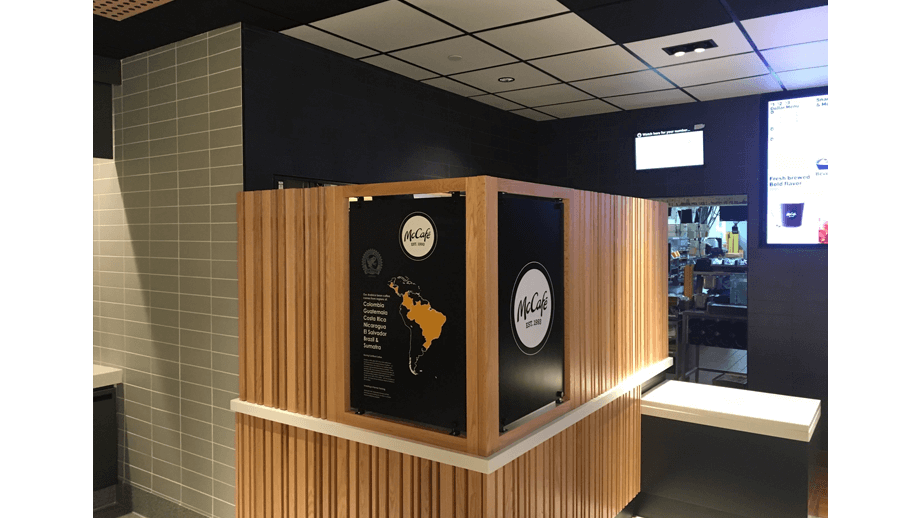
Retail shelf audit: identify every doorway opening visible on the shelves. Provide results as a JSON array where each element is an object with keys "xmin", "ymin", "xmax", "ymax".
[{"xmin": 656, "ymin": 195, "xmax": 748, "ymax": 389}]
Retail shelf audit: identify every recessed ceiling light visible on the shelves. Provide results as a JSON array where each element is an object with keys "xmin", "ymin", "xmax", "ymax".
[
  {"xmin": 498, "ymin": 77, "xmax": 515, "ymax": 83},
  {"xmin": 694, "ymin": 47, "xmax": 706, "ymax": 53},
  {"xmin": 663, "ymin": 39, "xmax": 718, "ymax": 56},
  {"xmin": 448, "ymin": 55, "xmax": 462, "ymax": 61}
]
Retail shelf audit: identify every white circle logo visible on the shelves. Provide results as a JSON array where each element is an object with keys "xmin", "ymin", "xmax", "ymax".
[
  {"xmin": 510, "ymin": 262, "xmax": 554, "ymax": 355},
  {"xmin": 400, "ymin": 212, "xmax": 437, "ymax": 260}
]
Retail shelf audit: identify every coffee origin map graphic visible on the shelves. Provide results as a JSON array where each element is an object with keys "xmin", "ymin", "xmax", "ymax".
[
  {"xmin": 388, "ymin": 276, "xmax": 447, "ymax": 375},
  {"xmin": 350, "ymin": 196, "xmax": 466, "ymax": 432}
]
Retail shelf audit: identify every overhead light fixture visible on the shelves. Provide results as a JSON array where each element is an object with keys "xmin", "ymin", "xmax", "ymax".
[
  {"xmin": 662, "ymin": 39, "xmax": 718, "ymax": 56},
  {"xmin": 498, "ymin": 77, "xmax": 515, "ymax": 83},
  {"xmin": 448, "ymin": 55, "xmax": 462, "ymax": 62}
]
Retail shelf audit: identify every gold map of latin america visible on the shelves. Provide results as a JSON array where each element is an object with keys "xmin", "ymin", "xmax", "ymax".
[{"xmin": 388, "ymin": 276, "xmax": 447, "ymax": 375}]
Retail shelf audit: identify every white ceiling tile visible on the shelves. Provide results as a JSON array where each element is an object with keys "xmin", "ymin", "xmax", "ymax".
[
  {"xmin": 422, "ymin": 77, "xmax": 486, "ymax": 97},
  {"xmin": 684, "ymin": 74, "xmax": 782, "ymax": 102},
  {"xmin": 511, "ymin": 109, "xmax": 556, "ymax": 121},
  {"xmin": 760, "ymin": 40, "xmax": 827, "ymax": 73},
  {"xmin": 529, "ymin": 45, "xmax": 647, "ymax": 82},
  {"xmin": 405, "ymin": 0, "xmax": 568, "ymax": 32},
  {"xmin": 657, "ymin": 52, "xmax": 768, "ymax": 87},
  {"xmin": 623, "ymin": 23, "xmax": 752, "ymax": 68},
  {"xmin": 741, "ymin": 6, "xmax": 828, "ymax": 50},
  {"xmin": 312, "ymin": 0, "xmax": 461, "ymax": 52},
  {"xmin": 469, "ymin": 95, "xmax": 526, "ymax": 111},
  {"xmin": 391, "ymin": 36, "xmax": 516, "ymax": 75},
  {"xmin": 776, "ymin": 66, "xmax": 828, "ymax": 90},
  {"xmin": 361, "ymin": 55, "xmax": 438, "ymax": 80},
  {"xmin": 450, "ymin": 62, "xmax": 558, "ymax": 93},
  {"xmin": 572, "ymin": 70, "xmax": 673, "ymax": 98},
  {"xmin": 280, "ymin": 25, "xmax": 376, "ymax": 59},
  {"xmin": 477, "ymin": 13, "xmax": 614, "ymax": 60},
  {"xmin": 537, "ymin": 99, "xmax": 620, "ymax": 119},
  {"xmin": 605, "ymin": 89, "xmax": 696, "ymax": 110},
  {"xmin": 498, "ymin": 84, "xmax": 591, "ymax": 108}
]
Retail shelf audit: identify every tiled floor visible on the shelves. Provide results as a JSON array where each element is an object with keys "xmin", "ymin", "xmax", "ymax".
[{"xmin": 694, "ymin": 345, "xmax": 747, "ymax": 384}]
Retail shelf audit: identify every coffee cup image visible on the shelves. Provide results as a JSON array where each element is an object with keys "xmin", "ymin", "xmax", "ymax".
[{"xmin": 780, "ymin": 203, "xmax": 804, "ymax": 227}]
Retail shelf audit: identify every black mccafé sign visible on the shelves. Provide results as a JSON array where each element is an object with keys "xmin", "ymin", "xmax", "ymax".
[
  {"xmin": 497, "ymin": 194, "xmax": 565, "ymax": 430},
  {"xmin": 349, "ymin": 196, "xmax": 467, "ymax": 433}
]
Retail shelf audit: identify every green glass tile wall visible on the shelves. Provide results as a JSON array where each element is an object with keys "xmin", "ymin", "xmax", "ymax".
[{"xmin": 93, "ymin": 24, "xmax": 242, "ymax": 518}]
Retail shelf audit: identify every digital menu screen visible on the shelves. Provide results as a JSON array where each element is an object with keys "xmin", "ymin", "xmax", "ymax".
[
  {"xmin": 765, "ymin": 91, "xmax": 829, "ymax": 245},
  {"xmin": 635, "ymin": 126, "xmax": 704, "ymax": 170}
]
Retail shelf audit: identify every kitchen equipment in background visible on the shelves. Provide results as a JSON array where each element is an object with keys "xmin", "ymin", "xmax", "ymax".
[
  {"xmin": 702, "ymin": 275, "xmax": 717, "ymax": 290},
  {"xmin": 730, "ymin": 274, "xmax": 748, "ymax": 305},
  {"xmin": 693, "ymin": 293, "xmax": 708, "ymax": 309},
  {"xmin": 726, "ymin": 225, "xmax": 740, "ymax": 253},
  {"xmin": 94, "ymin": 386, "xmax": 117, "ymax": 490}
]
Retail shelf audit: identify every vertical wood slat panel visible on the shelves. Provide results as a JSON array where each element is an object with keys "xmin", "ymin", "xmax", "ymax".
[
  {"xmin": 277, "ymin": 192, "xmax": 287, "ymax": 412},
  {"xmin": 261, "ymin": 191, "xmax": 274, "ymax": 408},
  {"xmin": 236, "ymin": 184, "xmax": 668, "ymax": 436},
  {"xmin": 235, "ymin": 183, "xmax": 669, "ymax": 517},
  {"xmin": 238, "ymin": 188, "xmax": 338, "ymax": 418}
]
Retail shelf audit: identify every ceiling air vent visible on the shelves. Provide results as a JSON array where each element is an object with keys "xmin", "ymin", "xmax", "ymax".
[{"xmin": 93, "ymin": 0, "xmax": 175, "ymax": 21}]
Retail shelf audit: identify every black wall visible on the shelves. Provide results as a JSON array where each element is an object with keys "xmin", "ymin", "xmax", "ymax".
[
  {"xmin": 94, "ymin": 82, "xmax": 113, "ymax": 159},
  {"xmin": 93, "ymin": 55, "xmax": 120, "ymax": 159},
  {"xmin": 241, "ymin": 25, "xmax": 540, "ymax": 191},
  {"xmin": 535, "ymin": 96, "xmax": 828, "ymax": 450}
]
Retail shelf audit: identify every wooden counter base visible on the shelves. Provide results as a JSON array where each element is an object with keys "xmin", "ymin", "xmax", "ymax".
[{"xmin": 236, "ymin": 385, "xmax": 644, "ymax": 518}]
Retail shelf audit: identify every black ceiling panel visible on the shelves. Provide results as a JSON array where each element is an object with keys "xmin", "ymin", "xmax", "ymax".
[
  {"xmin": 236, "ymin": 0, "xmax": 387, "ymax": 25},
  {"xmin": 94, "ymin": 0, "xmax": 386, "ymax": 60},
  {"xmin": 138, "ymin": 0, "xmax": 296, "ymax": 34},
  {"xmin": 572, "ymin": 0, "xmax": 732, "ymax": 44},
  {"xmin": 94, "ymin": 13, "xmax": 198, "ymax": 59},
  {"xmin": 558, "ymin": 0, "xmax": 636, "ymax": 11},
  {"xmin": 721, "ymin": 0, "xmax": 828, "ymax": 21}
]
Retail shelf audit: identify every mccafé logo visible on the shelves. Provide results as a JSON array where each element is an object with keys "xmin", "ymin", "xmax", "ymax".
[
  {"xmin": 510, "ymin": 262, "xmax": 554, "ymax": 355},
  {"xmin": 785, "ymin": 211, "xmax": 797, "ymax": 218},
  {"xmin": 400, "ymin": 212, "xmax": 437, "ymax": 260}
]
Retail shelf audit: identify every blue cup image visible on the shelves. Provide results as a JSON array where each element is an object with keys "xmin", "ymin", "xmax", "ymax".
[{"xmin": 781, "ymin": 203, "xmax": 804, "ymax": 227}]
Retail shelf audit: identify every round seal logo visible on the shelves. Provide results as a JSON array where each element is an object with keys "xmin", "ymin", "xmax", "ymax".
[
  {"xmin": 361, "ymin": 248, "xmax": 383, "ymax": 277},
  {"xmin": 510, "ymin": 261, "xmax": 554, "ymax": 355},
  {"xmin": 399, "ymin": 212, "xmax": 437, "ymax": 261}
]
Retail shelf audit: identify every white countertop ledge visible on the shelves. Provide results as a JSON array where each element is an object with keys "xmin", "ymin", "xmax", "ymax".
[
  {"xmin": 641, "ymin": 380, "xmax": 821, "ymax": 442},
  {"xmin": 93, "ymin": 364, "xmax": 123, "ymax": 389},
  {"xmin": 232, "ymin": 357, "xmax": 672, "ymax": 474}
]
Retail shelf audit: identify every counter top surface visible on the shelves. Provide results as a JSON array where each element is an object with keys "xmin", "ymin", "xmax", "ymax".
[
  {"xmin": 93, "ymin": 364, "xmax": 123, "ymax": 389},
  {"xmin": 233, "ymin": 358, "xmax": 673, "ymax": 474},
  {"xmin": 641, "ymin": 380, "xmax": 821, "ymax": 442}
]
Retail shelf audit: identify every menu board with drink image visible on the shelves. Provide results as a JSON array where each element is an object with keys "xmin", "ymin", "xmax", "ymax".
[{"xmin": 765, "ymin": 90, "xmax": 829, "ymax": 245}]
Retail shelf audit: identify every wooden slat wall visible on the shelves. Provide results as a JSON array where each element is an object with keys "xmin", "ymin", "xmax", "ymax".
[
  {"xmin": 236, "ymin": 178, "xmax": 667, "ymax": 517},
  {"xmin": 237, "ymin": 188, "xmax": 328, "ymax": 418},
  {"xmin": 566, "ymin": 191, "xmax": 669, "ymax": 408},
  {"xmin": 236, "ymin": 387, "xmax": 642, "ymax": 518}
]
